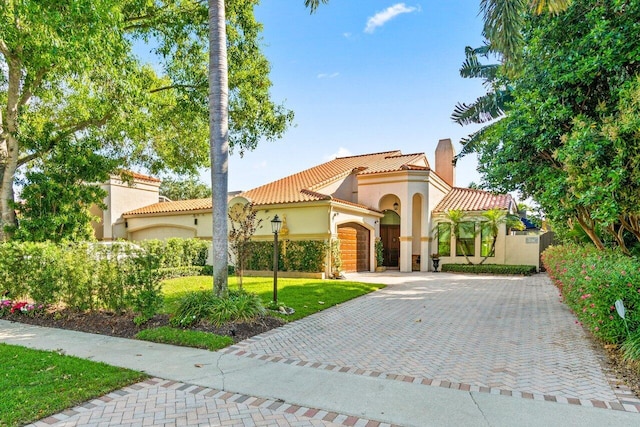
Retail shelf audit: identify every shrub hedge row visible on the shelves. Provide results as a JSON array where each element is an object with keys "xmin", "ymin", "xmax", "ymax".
[
  {"xmin": 0, "ymin": 238, "xmax": 210, "ymax": 321},
  {"xmin": 440, "ymin": 263, "xmax": 537, "ymax": 275},
  {"xmin": 542, "ymin": 245, "xmax": 640, "ymax": 344},
  {"xmin": 247, "ymin": 240, "xmax": 327, "ymax": 273}
]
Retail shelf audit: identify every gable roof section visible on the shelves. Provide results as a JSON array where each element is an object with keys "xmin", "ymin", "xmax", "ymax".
[
  {"xmin": 240, "ymin": 150, "xmax": 430, "ymax": 205},
  {"xmin": 432, "ymin": 187, "xmax": 515, "ymax": 213},
  {"xmin": 124, "ymin": 198, "xmax": 211, "ymax": 216}
]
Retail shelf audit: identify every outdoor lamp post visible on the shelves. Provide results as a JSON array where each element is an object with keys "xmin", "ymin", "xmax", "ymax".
[{"xmin": 271, "ymin": 215, "xmax": 282, "ymax": 303}]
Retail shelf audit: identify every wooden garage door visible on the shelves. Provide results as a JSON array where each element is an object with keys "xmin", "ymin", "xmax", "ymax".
[{"xmin": 338, "ymin": 223, "xmax": 370, "ymax": 272}]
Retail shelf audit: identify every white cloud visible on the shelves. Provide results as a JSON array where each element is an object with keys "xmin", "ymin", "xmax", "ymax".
[
  {"xmin": 343, "ymin": 32, "xmax": 352, "ymax": 39},
  {"xmin": 325, "ymin": 147, "xmax": 353, "ymax": 161},
  {"xmin": 364, "ymin": 3, "xmax": 418, "ymax": 34},
  {"xmin": 317, "ymin": 72, "xmax": 340, "ymax": 79}
]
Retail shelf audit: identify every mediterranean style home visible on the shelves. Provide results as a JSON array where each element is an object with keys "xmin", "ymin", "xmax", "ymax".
[{"xmin": 92, "ymin": 139, "xmax": 549, "ymax": 275}]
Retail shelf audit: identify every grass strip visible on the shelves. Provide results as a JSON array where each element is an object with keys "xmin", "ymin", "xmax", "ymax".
[
  {"xmin": 0, "ymin": 343, "xmax": 145, "ymax": 427},
  {"xmin": 162, "ymin": 276, "xmax": 385, "ymax": 321},
  {"xmin": 135, "ymin": 326, "xmax": 234, "ymax": 350}
]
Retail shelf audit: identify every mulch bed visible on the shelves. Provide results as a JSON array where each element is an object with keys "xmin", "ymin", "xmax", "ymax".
[{"xmin": 2, "ymin": 309, "xmax": 285, "ymax": 343}]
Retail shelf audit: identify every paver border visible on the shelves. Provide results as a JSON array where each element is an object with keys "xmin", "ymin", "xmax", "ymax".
[
  {"xmin": 27, "ymin": 378, "xmax": 401, "ymax": 427},
  {"xmin": 222, "ymin": 347, "xmax": 640, "ymax": 414}
]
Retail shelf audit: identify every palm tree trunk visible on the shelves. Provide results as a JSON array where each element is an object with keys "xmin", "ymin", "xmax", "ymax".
[{"xmin": 208, "ymin": 0, "xmax": 229, "ymax": 297}]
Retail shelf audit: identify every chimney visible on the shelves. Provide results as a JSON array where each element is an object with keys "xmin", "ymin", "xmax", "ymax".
[{"xmin": 435, "ymin": 138, "xmax": 455, "ymax": 187}]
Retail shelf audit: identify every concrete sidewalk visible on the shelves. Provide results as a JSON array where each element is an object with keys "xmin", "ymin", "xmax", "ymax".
[{"xmin": 1, "ymin": 319, "xmax": 639, "ymax": 427}]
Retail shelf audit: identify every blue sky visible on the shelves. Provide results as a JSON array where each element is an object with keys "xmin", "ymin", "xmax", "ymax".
[{"xmin": 213, "ymin": 1, "xmax": 488, "ymax": 191}]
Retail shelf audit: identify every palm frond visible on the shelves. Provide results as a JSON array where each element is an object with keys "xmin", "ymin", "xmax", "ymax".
[
  {"xmin": 530, "ymin": 0, "xmax": 572, "ymax": 15},
  {"xmin": 451, "ymin": 89, "xmax": 510, "ymax": 126},
  {"xmin": 304, "ymin": 0, "xmax": 329, "ymax": 13},
  {"xmin": 459, "ymin": 54, "xmax": 499, "ymax": 80},
  {"xmin": 480, "ymin": 0, "xmax": 526, "ymax": 61},
  {"xmin": 458, "ymin": 122, "xmax": 500, "ymax": 158}
]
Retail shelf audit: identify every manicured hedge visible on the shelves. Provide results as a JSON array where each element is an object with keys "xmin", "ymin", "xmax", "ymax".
[
  {"xmin": 0, "ymin": 241, "xmax": 162, "ymax": 321},
  {"xmin": 247, "ymin": 240, "xmax": 327, "ymax": 273},
  {"xmin": 440, "ymin": 263, "xmax": 537, "ymax": 275},
  {"xmin": 0, "ymin": 238, "xmax": 209, "ymax": 319},
  {"xmin": 542, "ymin": 245, "xmax": 640, "ymax": 344},
  {"xmin": 139, "ymin": 238, "xmax": 208, "ymax": 268}
]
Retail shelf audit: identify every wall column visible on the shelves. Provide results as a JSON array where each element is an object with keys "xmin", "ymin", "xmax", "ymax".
[{"xmin": 399, "ymin": 197, "xmax": 413, "ymax": 272}]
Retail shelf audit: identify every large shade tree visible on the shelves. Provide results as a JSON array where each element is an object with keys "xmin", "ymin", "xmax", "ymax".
[
  {"xmin": 0, "ymin": 0, "xmax": 293, "ymax": 241},
  {"xmin": 461, "ymin": 0, "xmax": 640, "ymax": 252}
]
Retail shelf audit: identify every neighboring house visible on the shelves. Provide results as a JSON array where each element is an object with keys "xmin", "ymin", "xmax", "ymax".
[
  {"xmin": 93, "ymin": 139, "xmax": 548, "ymax": 274},
  {"xmin": 91, "ymin": 172, "xmax": 161, "ymax": 241}
]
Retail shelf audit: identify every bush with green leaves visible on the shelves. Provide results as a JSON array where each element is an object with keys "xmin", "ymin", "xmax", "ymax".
[
  {"xmin": 542, "ymin": 245, "xmax": 640, "ymax": 344},
  {"xmin": 247, "ymin": 240, "xmax": 327, "ymax": 272},
  {"xmin": 0, "ymin": 241, "xmax": 163, "ymax": 321},
  {"xmin": 139, "ymin": 238, "xmax": 208, "ymax": 269},
  {"xmin": 622, "ymin": 329, "xmax": 640, "ymax": 362},
  {"xmin": 170, "ymin": 289, "xmax": 265, "ymax": 327},
  {"xmin": 440, "ymin": 263, "xmax": 536, "ymax": 275}
]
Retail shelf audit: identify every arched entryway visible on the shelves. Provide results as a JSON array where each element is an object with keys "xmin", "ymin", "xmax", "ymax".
[
  {"xmin": 338, "ymin": 222, "xmax": 370, "ymax": 272},
  {"xmin": 380, "ymin": 210, "xmax": 400, "ymax": 268}
]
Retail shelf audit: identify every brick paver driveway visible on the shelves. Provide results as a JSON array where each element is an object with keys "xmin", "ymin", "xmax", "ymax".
[{"xmin": 229, "ymin": 272, "xmax": 629, "ymax": 405}]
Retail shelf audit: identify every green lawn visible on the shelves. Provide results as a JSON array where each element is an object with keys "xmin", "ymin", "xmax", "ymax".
[
  {"xmin": 0, "ymin": 343, "xmax": 145, "ymax": 427},
  {"xmin": 162, "ymin": 276, "xmax": 385, "ymax": 321},
  {"xmin": 135, "ymin": 326, "xmax": 234, "ymax": 350}
]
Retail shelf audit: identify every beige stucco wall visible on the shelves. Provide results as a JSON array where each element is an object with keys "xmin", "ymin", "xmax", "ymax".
[
  {"xmin": 505, "ymin": 235, "xmax": 541, "ymax": 270},
  {"xmin": 97, "ymin": 177, "xmax": 160, "ymax": 241},
  {"xmin": 358, "ymin": 169, "xmax": 450, "ymax": 272},
  {"xmin": 314, "ymin": 173, "xmax": 358, "ymax": 203}
]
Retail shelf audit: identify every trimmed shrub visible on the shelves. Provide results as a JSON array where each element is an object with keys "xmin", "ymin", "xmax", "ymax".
[
  {"xmin": 139, "ymin": 238, "xmax": 208, "ymax": 269},
  {"xmin": 0, "ymin": 241, "xmax": 163, "ymax": 320},
  {"xmin": 542, "ymin": 245, "xmax": 640, "ymax": 343},
  {"xmin": 246, "ymin": 240, "xmax": 327, "ymax": 272},
  {"xmin": 440, "ymin": 263, "xmax": 536, "ymax": 275}
]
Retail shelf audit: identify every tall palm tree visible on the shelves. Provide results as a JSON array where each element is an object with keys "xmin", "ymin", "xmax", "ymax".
[
  {"xmin": 208, "ymin": 0, "xmax": 229, "ymax": 297},
  {"xmin": 207, "ymin": 0, "xmax": 326, "ymax": 297}
]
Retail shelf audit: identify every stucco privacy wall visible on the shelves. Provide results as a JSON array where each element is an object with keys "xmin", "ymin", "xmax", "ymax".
[{"xmin": 505, "ymin": 234, "xmax": 543, "ymax": 270}]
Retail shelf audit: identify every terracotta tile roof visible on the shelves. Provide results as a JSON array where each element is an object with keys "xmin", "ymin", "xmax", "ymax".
[
  {"xmin": 432, "ymin": 187, "xmax": 515, "ymax": 213},
  {"xmin": 240, "ymin": 150, "xmax": 430, "ymax": 205},
  {"xmin": 124, "ymin": 198, "xmax": 211, "ymax": 216},
  {"xmin": 117, "ymin": 170, "xmax": 161, "ymax": 183}
]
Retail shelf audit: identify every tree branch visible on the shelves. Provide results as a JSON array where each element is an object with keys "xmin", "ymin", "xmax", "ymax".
[
  {"xmin": 0, "ymin": 39, "xmax": 10, "ymax": 56},
  {"xmin": 19, "ymin": 67, "xmax": 49, "ymax": 108},
  {"xmin": 149, "ymin": 84, "xmax": 201, "ymax": 94}
]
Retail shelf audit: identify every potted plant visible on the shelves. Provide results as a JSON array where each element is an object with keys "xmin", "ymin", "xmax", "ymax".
[{"xmin": 430, "ymin": 253, "xmax": 440, "ymax": 272}]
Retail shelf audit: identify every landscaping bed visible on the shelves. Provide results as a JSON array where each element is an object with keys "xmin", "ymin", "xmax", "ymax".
[{"xmin": 1, "ymin": 309, "xmax": 284, "ymax": 343}]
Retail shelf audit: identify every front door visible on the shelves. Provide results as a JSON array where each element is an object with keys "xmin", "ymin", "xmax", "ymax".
[{"xmin": 380, "ymin": 225, "xmax": 400, "ymax": 267}]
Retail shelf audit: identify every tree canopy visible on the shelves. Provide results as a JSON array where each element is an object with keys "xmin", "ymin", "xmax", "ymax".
[
  {"xmin": 0, "ymin": 0, "xmax": 293, "ymax": 240},
  {"xmin": 461, "ymin": 0, "xmax": 640, "ymax": 253},
  {"xmin": 159, "ymin": 176, "xmax": 212, "ymax": 200}
]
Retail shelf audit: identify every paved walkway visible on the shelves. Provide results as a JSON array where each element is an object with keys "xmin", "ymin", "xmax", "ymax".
[{"xmin": 2, "ymin": 272, "xmax": 640, "ymax": 426}]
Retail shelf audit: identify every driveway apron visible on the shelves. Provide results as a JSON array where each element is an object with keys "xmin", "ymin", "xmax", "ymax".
[{"xmin": 227, "ymin": 272, "xmax": 621, "ymax": 403}]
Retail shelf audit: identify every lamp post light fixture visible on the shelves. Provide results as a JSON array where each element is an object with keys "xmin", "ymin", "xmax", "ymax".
[{"xmin": 271, "ymin": 214, "xmax": 282, "ymax": 303}]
